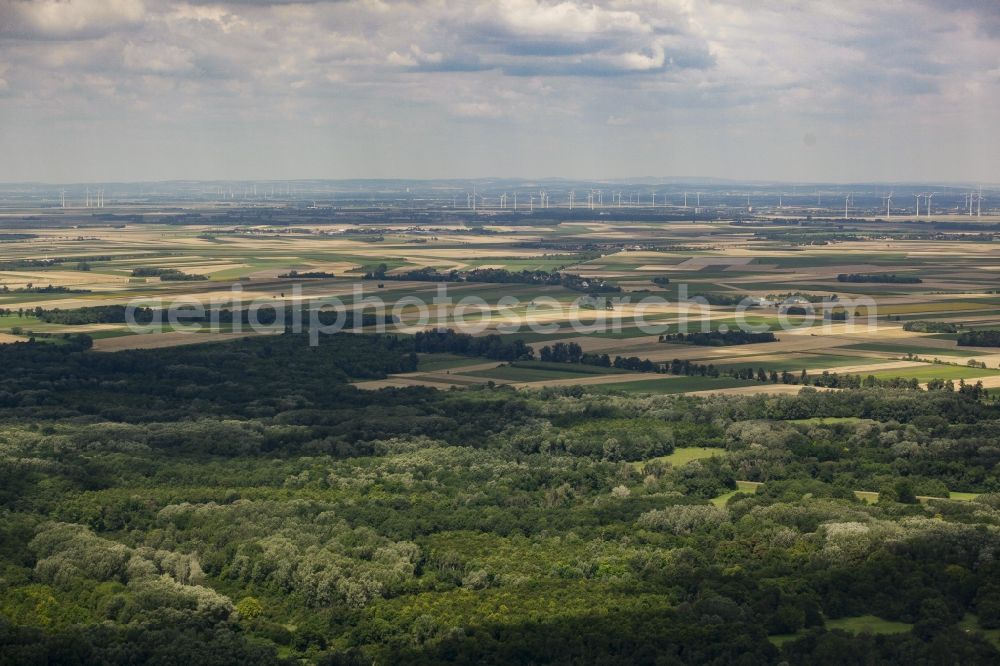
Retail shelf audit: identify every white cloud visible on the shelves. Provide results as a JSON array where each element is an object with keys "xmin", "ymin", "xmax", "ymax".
[
  {"xmin": 122, "ymin": 41, "xmax": 195, "ymax": 73},
  {"xmin": 489, "ymin": 0, "xmax": 649, "ymax": 38},
  {"xmin": 0, "ymin": 0, "xmax": 146, "ymax": 39},
  {"xmin": 453, "ymin": 101, "xmax": 504, "ymax": 118},
  {"xmin": 386, "ymin": 50, "xmax": 417, "ymax": 67},
  {"xmin": 0, "ymin": 0, "xmax": 998, "ymax": 181}
]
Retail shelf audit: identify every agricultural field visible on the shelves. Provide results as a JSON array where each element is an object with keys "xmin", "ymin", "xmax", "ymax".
[
  {"xmin": 5, "ymin": 209, "xmax": 1000, "ymax": 395},
  {"xmin": 4, "ymin": 204, "xmax": 1000, "ymax": 664},
  {"xmin": 7, "ymin": 0, "xmax": 1000, "ymax": 661}
]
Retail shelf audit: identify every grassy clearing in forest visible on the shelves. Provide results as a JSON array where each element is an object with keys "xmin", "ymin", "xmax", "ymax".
[
  {"xmin": 631, "ymin": 447, "xmax": 724, "ymax": 471},
  {"xmin": 769, "ymin": 615, "xmax": 913, "ymax": 646}
]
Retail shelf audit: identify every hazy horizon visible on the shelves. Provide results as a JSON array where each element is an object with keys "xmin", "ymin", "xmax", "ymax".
[
  {"xmin": 2, "ymin": 177, "xmax": 999, "ymax": 189},
  {"xmin": 2, "ymin": 0, "xmax": 999, "ymax": 183}
]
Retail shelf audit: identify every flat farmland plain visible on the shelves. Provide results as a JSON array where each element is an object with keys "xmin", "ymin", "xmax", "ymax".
[{"xmin": 4, "ymin": 208, "xmax": 1000, "ymax": 395}]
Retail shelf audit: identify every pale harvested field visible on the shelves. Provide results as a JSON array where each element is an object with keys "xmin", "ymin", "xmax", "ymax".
[
  {"xmin": 434, "ymin": 234, "xmax": 542, "ymax": 244},
  {"xmin": 387, "ymin": 260, "xmax": 465, "ymax": 274},
  {"xmin": 0, "ymin": 270, "xmax": 131, "ymax": 289},
  {"xmin": 539, "ymin": 334, "xmax": 664, "ymax": 354},
  {"xmin": 811, "ymin": 360, "xmax": 927, "ymax": 374},
  {"xmin": 781, "ymin": 323, "xmax": 905, "ymax": 338},
  {"xmin": 637, "ymin": 335, "xmax": 857, "ymax": 363},
  {"xmin": 0, "ymin": 333, "xmax": 27, "ymax": 344},
  {"xmin": 41, "ymin": 323, "xmax": 126, "ymax": 334},
  {"xmin": 875, "ymin": 292, "xmax": 1000, "ymax": 304},
  {"xmin": 952, "ymin": 375, "xmax": 1000, "ymax": 389},
  {"xmin": 965, "ymin": 353, "xmax": 1000, "ymax": 366},
  {"xmin": 912, "ymin": 374, "xmax": 1000, "ymax": 392},
  {"xmin": 8, "ymin": 280, "xmax": 447, "ymax": 311}
]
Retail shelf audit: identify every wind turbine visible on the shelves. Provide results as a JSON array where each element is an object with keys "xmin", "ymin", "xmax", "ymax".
[
  {"xmin": 883, "ymin": 192, "xmax": 893, "ymax": 218},
  {"xmin": 914, "ymin": 193, "xmax": 922, "ymax": 217},
  {"xmin": 844, "ymin": 193, "xmax": 853, "ymax": 220},
  {"xmin": 925, "ymin": 192, "xmax": 935, "ymax": 217},
  {"xmin": 683, "ymin": 191, "xmax": 688, "ymax": 208},
  {"xmin": 978, "ymin": 186, "xmax": 983, "ymax": 218}
]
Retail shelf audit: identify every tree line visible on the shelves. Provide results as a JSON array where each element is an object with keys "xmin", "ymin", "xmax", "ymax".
[{"xmin": 363, "ymin": 265, "xmax": 621, "ymax": 293}]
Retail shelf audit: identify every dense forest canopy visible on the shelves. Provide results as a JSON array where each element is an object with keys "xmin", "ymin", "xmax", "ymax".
[{"xmin": 0, "ymin": 333, "xmax": 999, "ymax": 664}]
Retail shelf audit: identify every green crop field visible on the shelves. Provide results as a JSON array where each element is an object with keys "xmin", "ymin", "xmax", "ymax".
[
  {"xmin": 870, "ymin": 364, "xmax": 1000, "ymax": 382},
  {"xmin": 417, "ymin": 353, "xmax": 487, "ymax": 372},
  {"xmin": 840, "ymin": 342, "xmax": 981, "ymax": 357},
  {"xmin": 713, "ymin": 354, "xmax": 871, "ymax": 373}
]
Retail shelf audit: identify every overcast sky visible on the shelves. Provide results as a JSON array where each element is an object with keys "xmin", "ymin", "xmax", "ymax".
[{"xmin": 0, "ymin": 0, "xmax": 998, "ymax": 183}]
